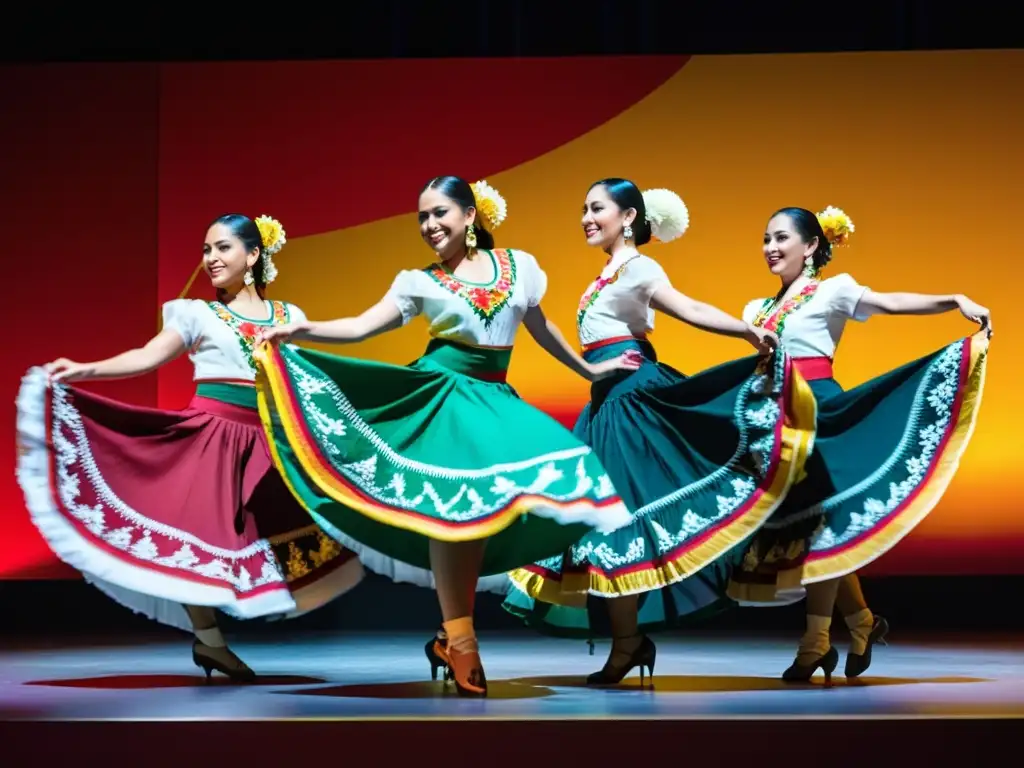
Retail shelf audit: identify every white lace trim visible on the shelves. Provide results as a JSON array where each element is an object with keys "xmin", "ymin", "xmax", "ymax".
[{"xmin": 14, "ymin": 366, "xmax": 363, "ymax": 627}]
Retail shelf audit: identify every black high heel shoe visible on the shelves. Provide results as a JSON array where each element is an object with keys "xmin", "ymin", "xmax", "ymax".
[
  {"xmin": 192, "ymin": 640, "xmax": 257, "ymax": 683},
  {"xmin": 782, "ymin": 645, "xmax": 839, "ymax": 687},
  {"xmin": 425, "ymin": 636, "xmax": 453, "ymax": 682},
  {"xmin": 586, "ymin": 635, "xmax": 656, "ymax": 687},
  {"xmin": 845, "ymin": 615, "xmax": 889, "ymax": 678}
]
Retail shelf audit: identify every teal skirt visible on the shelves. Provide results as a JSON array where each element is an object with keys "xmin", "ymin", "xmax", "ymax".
[
  {"xmin": 727, "ymin": 333, "xmax": 989, "ymax": 604},
  {"xmin": 254, "ymin": 338, "xmax": 633, "ymax": 583},
  {"xmin": 503, "ymin": 338, "xmax": 817, "ymax": 638}
]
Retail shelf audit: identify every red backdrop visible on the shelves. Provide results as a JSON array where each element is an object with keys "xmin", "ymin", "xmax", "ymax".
[{"xmin": 5, "ymin": 64, "xmax": 159, "ymax": 577}]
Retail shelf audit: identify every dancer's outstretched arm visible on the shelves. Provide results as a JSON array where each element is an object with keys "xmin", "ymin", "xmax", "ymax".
[
  {"xmin": 652, "ymin": 285, "xmax": 778, "ymax": 355},
  {"xmin": 257, "ymin": 299, "xmax": 404, "ymax": 346},
  {"xmin": 46, "ymin": 329, "xmax": 187, "ymax": 383}
]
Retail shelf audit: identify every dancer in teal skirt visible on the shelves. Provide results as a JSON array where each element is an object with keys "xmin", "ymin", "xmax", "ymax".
[
  {"xmin": 503, "ymin": 179, "xmax": 818, "ymax": 685},
  {"xmin": 726, "ymin": 205, "xmax": 990, "ymax": 685}
]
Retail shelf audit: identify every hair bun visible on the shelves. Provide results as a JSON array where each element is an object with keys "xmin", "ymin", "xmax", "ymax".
[
  {"xmin": 641, "ymin": 188, "xmax": 689, "ymax": 242},
  {"xmin": 816, "ymin": 205, "xmax": 855, "ymax": 247}
]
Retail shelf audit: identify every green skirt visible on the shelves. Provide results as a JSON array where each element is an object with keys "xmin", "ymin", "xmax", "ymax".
[
  {"xmin": 502, "ymin": 338, "xmax": 817, "ymax": 638},
  {"xmin": 254, "ymin": 338, "xmax": 633, "ymax": 584},
  {"xmin": 727, "ymin": 333, "xmax": 989, "ymax": 604}
]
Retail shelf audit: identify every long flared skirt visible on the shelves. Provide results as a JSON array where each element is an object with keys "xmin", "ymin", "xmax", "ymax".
[
  {"xmin": 726, "ymin": 333, "xmax": 989, "ymax": 605},
  {"xmin": 502, "ymin": 340, "xmax": 817, "ymax": 638},
  {"xmin": 253, "ymin": 339, "xmax": 633, "ymax": 587},
  {"xmin": 15, "ymin": 370, "xmax": 364, "ymax": 631}
]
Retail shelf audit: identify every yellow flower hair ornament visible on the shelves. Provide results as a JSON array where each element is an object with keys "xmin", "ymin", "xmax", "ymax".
[
  {"xmin": 471, "ymin": 180, "xmax": 507, "ymax": 229},
  {"xmin": 816, "ymin": 205, "xmax": 855, "ymax": 248},
  {"xmin": 642, "ymin": 188, "xmax": 689, "ymax": 243},
  {"xmin": 254, "ymin": 215, "xmax": 287, "ymax": 283}
]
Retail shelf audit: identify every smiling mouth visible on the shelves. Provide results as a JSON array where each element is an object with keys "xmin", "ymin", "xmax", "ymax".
[
  {"xmin": 428, "ymin": 231, "xmax": 447, "ymax": 244},
  {"xmin": 584, "ymin": 227, "xmax": 599, "ymax": 237}
]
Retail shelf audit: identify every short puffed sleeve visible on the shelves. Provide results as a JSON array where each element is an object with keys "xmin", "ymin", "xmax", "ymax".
[
  {"xmin": 285, "ymin": 302, "xmax": 308, "ymax": 325},
  {"xmin": 827, "ymin": 273, "xmax": 872, "ymax": 322},
  {"xmin": 632, "ymin": 256, "xmax": 672, "ymax": 299},
  {"xmin": 513, "ymin": 250, "xmax": 548, "ymax": 307},
  {"xmin": 385, "ymin": 269, "xmax": 424, "ymax": 325},
  {"xmin": 742, "ymin": 298, "xmax": 766, "ymax": 325},
  {"xmin": 161, "ymin": 299, "xmax": 201, "ymax": 348}
]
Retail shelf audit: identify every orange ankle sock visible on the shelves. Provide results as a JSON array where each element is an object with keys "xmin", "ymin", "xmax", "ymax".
[{"xmin": 442, "ymin": 616, "xmax": 486, "ymax": 695}]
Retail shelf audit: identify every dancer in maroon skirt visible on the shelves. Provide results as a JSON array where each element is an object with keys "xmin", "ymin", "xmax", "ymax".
[{"xmin": 15, "ymin": 213, "xmax": 364, "ymax": 681}]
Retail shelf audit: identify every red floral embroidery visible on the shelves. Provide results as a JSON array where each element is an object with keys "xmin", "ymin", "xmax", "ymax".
[
  {"xmin": 209, "ymin": 300, "xmax": 289, "ymax": 372},
  {"xmin": 426, "ymin": 249, "xmax": 517, "ymax": 327}
]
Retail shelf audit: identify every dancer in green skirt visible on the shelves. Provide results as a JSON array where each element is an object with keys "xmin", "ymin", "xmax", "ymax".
[
  {"xmin": 252, "ymin": 176, "xmax": 638, "ymax": 696},
  {"xmin": 726, "ymin": 205, "xmax": 991, "ymax": 685},
  {"xmin": 502, "ymin": 179, "xmax": 819, "ymax": 685}
]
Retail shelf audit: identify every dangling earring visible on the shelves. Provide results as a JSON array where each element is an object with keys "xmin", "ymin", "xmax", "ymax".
[
  {"xmin": 243, "ymin": 270, "xmax": 254, "ymax": 286},
  {"xmin": 623, "ymin": 224, "xmax": 634, "ymax": 241},
  {"xmin": 802, "ymin": 256, "xmax": 818, "ymax": 279},
  {"xmin": 465, "ymin": 224, "xmax": 477, "ymax": 250}
]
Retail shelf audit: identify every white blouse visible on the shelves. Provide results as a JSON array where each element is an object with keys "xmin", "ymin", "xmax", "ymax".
[
  {"xmin": 742, "ymin": 273, "xmax": 875, "ymax": 359},
  {"xmin": 386, "ymin": 248, "xmax": 547, "ymax": 348},
  {"xmin": 576, "ymin": 249, "xmax": 671, "ymax": 348},
  {"xmin": 162, "ymin": 298, "xmax": 306, "ymax": 381}
]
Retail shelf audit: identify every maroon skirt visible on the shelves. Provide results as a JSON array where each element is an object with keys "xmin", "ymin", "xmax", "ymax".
[{"xmin": 15, "ymin": 368, "xmax": 363, "ymax": 630}]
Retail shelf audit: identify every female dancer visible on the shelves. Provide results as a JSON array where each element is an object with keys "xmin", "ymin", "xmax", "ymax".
[
  {"xmin": 253, "ymin": 176, "xmax": 637, "ymax": 697},
  {"xmin": 502, "ymin": 179, "xmax": 817, "ymax": 685},
  {"xmin": 16, "ymin": 214, "xmax": 364, "ymax": 681},
  {"xmin": 727, "ymin": 206, "xmax": 990, "ymax": 684}
]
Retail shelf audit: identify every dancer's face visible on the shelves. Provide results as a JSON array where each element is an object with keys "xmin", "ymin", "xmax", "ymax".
[
  {"xmin": 418, "ymin": 187, "xmax": 476, "ymax": 260},
  {"xmin": 581, "ymin": 184, "xmax": 635, "ymax": 251},
  {"xmin": 763, "ymin": 214, "xmax": 817, "ymax": 282},
  {"xmin": 203, "ymin": 223, "xmax": 260, "ymax": 289}
]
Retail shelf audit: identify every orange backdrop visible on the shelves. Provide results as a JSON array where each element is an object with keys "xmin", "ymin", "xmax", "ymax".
[
  {"xmin": 220, "ymin": 51, "xmax": 1021, "ymax": 572},
  {"xmin": 3, "ymin": 50, "xmax": 1021, "ymax": 577}
]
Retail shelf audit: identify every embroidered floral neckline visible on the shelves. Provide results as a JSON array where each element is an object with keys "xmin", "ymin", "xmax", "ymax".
[
  {"xmin": 752, "ymin": 281, "xmax": 819, "ymax": 336},
  {"xmin": 576, "ymin": 251, "xmax": 641, "ymax": 330},
  {"xmin": 209, "ymin": 300, "xmax": 289, "ymax": 372},
  {"xmin": 426, "ymin": 248, "xmax": 517, "ymax": 328}
]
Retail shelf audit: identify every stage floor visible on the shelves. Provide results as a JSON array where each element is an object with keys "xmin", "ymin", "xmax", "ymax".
[{"xmin": 1, "ymin": 631, "xmax": 1021, "ymax": 720}]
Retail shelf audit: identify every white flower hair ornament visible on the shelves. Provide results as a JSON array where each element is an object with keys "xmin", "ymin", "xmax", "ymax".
[
  {"xmin": 254, "ymin": 215, "xmax": 287, "ymax": 283},
  {"xmin": 471, "ymin": 180, "xmax": 508, "ymax": 229},
  {"xmin": 641, "ymin": 188, "xmax": 689, "ymax": 243}
]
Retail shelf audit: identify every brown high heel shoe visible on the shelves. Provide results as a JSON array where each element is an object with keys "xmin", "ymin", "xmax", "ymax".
[
  {"xmin": 192, "ymin": 640, "xmax": 257, "ymax": 683},
  {"xmin": 447, "ymin": 642, "xmax": 487, "ymax": 698}
]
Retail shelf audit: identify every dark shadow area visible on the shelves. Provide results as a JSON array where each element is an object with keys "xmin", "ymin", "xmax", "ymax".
[
  {"xmin": 24, "ymin": 674, "xmax": 328, "ymax": 689},
  {"xmin": 5, "ymin": 719, "xmax": 1022, "ymax": 761},
  {"xmin": 2, "ymin": 574, "xmax": 1023, "ymax": 638}
]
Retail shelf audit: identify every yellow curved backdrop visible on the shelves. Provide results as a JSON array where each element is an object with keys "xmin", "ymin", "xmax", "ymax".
[{"xmin": 268, "ymin": 50, "xmax": 1022, "ymax": 549}]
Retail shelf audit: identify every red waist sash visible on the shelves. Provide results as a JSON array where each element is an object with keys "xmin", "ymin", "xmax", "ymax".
[
  {"xmin": 581, "ymin": 334, "xmax": 648, "ymax": 353},
  {"xmin": 792, "ymin": 356, "xmax": 834, "ymax": 381}
]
